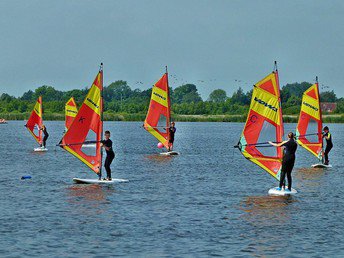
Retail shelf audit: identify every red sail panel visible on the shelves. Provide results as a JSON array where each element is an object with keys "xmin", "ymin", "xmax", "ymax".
[
  {"xmin": 25, "ymin": 96, "xmax": 43, "ymax": 144},
  {"xmin": 144, "ymin": 73, "xmax": 171, "ymax": 149},
  {"xmin": 238, "ymin": 70, "xmax": 284, "ymax": 180},
  {"xmin": 296, "ymin": 82, "xmax": 322, "ymax": 159},
  {"xmin": 65, "ymin": 97, "xmax": 78, "ymax": 130},
  {"xmin": 59, "ymin": 69, "xmax": 103, "ymax": 174}
]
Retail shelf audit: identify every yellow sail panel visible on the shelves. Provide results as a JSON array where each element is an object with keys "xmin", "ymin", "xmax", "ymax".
[
  {"xmin": 33, "ymin": 98, "xmax": 42, "ymax": 117},
  {"xmin": 250, "ymin": 87, "xmax": 280, "ymax": 126},
  {"xmin": 65, "ymin": 97, "xmax": 78, "ymax": 130},
  {"xmin": 84, "ymin": 83, "xmax": 101, "ymax": 116},
  {"xmin": 300, "ymin": 84, "xmax": 321, "ymax": 120}
]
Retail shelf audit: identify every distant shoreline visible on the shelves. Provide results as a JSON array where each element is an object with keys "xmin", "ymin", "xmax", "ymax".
[{"xmin": 2, "ymin": 113, "xmax": 344, "ymax": 123}]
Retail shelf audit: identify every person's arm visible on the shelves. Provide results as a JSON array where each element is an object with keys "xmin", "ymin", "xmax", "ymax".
[{"xmin": 268, "ymin": 140, "xmax": 287, "ymax": 147}]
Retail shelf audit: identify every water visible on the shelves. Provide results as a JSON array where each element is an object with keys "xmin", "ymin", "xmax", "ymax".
[{"xmin": 0, "ymin": 121, "xmax": 343, "ymax": 257}]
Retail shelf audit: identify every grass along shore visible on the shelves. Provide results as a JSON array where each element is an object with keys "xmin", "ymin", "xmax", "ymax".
[{"xmin": 1, "ymin": 112, "xmax": 344, "ymax": 123}]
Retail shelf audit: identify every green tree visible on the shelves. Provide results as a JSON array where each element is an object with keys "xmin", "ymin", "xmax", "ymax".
[
  {"xmin": 320, "ymin": 90, "xmax": 337, "ymax": 102},
  {"xmin": 172, "ymin": 84, "xmax": 202, "ymax": 104},
  {"xmin": 104, "ymin": 81, "xmax": 132, "ymax": 102},
  {"xmin": 208, "ymin": 89, "xmax": 227, "ymax": 102}
]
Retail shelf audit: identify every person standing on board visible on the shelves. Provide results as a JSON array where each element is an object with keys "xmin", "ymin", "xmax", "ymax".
[
  {"xmin": 168, "ymin": 122, "xmax": 176, "ymax": 151},
  {"xmin": 101, "ymin": 130, "xmax": 115, "ymax": 180},
  {"xmin": 40, "ymin": 125, "xmax": 49, "ymax": 148},
  {"xmin": 268, "ymin": 132, "xmax": 298, "ymax": 192},
  {"xmin": 322, "ymin": 126, "xmax": 333, "ymax": 165}
]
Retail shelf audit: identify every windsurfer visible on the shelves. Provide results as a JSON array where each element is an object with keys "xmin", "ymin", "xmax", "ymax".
[
  {"xmin": 269, "ymin": 132, "xmax": 297, "ymax": 192},
  {"xmin": 101, "ymin": 130, "xmax": 115, "ymax": 180},
  {"xmin": 40, "ymin": 125, "xmax": 49, "ymax": 148},
  {"xmin": 322, "ymin": 126, "xmax": 333, "ymax": 165},
  {"xmin": 168, "ymin": 122, "xmax": 176, "ymax": 151}
]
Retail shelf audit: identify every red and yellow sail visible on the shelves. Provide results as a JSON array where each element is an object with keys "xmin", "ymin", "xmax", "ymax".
[
  {"xmin": 144, "ymin": 70, "xmax": 171, "ymax": 149},
  {"xmin": 296, "ymin": 79, "xmax": 323, "ymax": 160},
  {"xmin": 237, "ymin": 65, "xmax": 284, "ymax": 180},
  {"xmin": 25, "ymin": 96, "xmax": 43, "ymax": 144},
  {"xmin": 59, "ymin": 66, "xmax": 103, "ymax": 174},
  {"xmin": 65, "ymin": 97, "xmax": 78, "ymax": 130}
]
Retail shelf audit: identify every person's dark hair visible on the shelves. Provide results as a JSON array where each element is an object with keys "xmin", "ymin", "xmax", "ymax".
[
  {"xmin": 105, "ymin": 130, "xmax": 110, "ymax": 134},
  {"xmin": 288, "ymin": 132, "xmax": 294, "ymax": 139},
  {"xmin": 323, "ymin": 126, "xmax": 329, "ymax": 131}
]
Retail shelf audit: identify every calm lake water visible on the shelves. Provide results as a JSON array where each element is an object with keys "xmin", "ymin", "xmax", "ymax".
[{"xmin": 0, "ymin": 121, "xmax": 343, "ymax": 257}]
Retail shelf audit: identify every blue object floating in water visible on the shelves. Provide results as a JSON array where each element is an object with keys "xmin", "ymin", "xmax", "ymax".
[{"xmin": 21, "ymin": 176, "xmax": 32, "ymax": 180}]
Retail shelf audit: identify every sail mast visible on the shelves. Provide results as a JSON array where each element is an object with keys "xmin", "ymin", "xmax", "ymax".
[
  {"xmin": 274, "ymin": 61, "xmax": 284, "ymax": 158},
  {"xmin": 316, "ymin": 76, "xmax": 324, "ymax": 153},
  {"xmin": 99, "ymin": 63, "xmax": 104, "ymax": 179},
  {"xmin": 165, "ymin": 66, "xmax": 171, "ymax": 139}
]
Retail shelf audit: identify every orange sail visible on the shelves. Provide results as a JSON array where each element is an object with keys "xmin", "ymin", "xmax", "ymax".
[
  {"xmin": 25, "ymin": 96, "xmax": 43, "ymax": 145},
  {"xmin": 65, "ymin": 97, "xmax": 78, "ymax": 130},
  {"xmin": 236, "ymin": 63, "xmax": 284, "ymax": 180},
  {"xmin": 144, "ymin": 68, "xmax": 171, "ymax": 149},
  {"xmin": 296, "ymin": 78, "xmax": 323, "ymax": 160},
  {"xmin": 59, "ymin": 65, "xmax": 103, "ymax": 175}
]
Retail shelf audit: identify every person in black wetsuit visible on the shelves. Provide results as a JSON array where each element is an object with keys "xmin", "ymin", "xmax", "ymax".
[
  {"xmin": 269, "ymin": 132, "xmax": 298, "ymax": 192},
  {"xmin": 40, "ymin": 125, "xmax": 49, "ymax": 148},
  {"xmin": 168, "ymin": 122, "xmax": 176, "ymax": 151},
  {"xmin": 322, "ymin": 126, "xmax": 333, "ymax": 165},
  {"xmin": 101, "ymin": 130, "xmax": 115, "ymax": 180}
]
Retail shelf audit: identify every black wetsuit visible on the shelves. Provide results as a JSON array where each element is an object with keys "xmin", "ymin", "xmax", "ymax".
[
  {"xmin": 169, "ymin": 127, "xmax": 176, "ymax": 144},
  {"xmin": 168, "ymin": 126, "xmax": 176, "ymax": 151},
  {"xmin": 42, "ymin": 127, "xmax": 49, "ymax": 148},
  {"xmin": 279, "ymin": 139, "xmax": 298, "ymax": 190},
  {"xmin": 102, "ymin": 139, "xmax": 115, "ymax": 179},
  {"xmin": 323, "ymin": 132, "xmax": 333, "ymax": 164}
]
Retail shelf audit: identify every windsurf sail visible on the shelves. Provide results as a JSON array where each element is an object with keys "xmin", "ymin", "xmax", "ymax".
[
  {"xmin": 25, "ymin": 96, "xmax": 43, "ymax": 145},
  {"xmin": 143, "ymin": 67, "xmax": 171, "ymax": 149},
  {"xmin": 296, "ymin": 77, "xmax": 323, "ymax": 161},
  {"xmin": 59, "ymin": 64, "xmax": 103, "ymax": 176},
  {"xmin": 236, "ymin": 62, "xmax": 284, "ymax": 180},
  {"xmin": 65, "ymin": 97, "xmax": 78, "ymax": 130}
]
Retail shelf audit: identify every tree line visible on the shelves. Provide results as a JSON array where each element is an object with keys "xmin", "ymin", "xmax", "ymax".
[{"xmin": 0, "ymin": 80, "xmax": 342, "ymax": 117}]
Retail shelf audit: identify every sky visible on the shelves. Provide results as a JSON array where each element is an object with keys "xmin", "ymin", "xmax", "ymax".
[{"xmin": 0, "ymin": 0, "xmax": 343, "ymax": 99}]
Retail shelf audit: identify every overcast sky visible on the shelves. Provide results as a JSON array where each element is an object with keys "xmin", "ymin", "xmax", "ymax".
[{"xmin": 0, "ymin": 0, "xmax": 343, "ymax": 99}]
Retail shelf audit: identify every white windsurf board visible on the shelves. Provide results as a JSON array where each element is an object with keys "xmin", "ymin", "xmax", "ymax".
[
  {"xmin": 73, "ymin": 178, "xmax": 129, "ymax": 184},
  {"xmin": 160, "ymin": 151, "xmax": 179, "ymax": 156},
  {"xmin": 312, "ymin": 163, "xmax": 332, "ymax": 168},
  {"xmin": 34, "ymin": 147, "xmax": 48, "ymax": 152},
  {"xmin": 268, "ymin": 187, "xmax": 297, "ymax": 196}
]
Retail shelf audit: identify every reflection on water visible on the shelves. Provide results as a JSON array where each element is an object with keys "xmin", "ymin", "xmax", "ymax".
[
  {"xmin": 238, "ymin": 195, "xmax": 298, "ymax": 255},
  {"xmin": 295, "ymin": 167, "xmax": 326, "ymax": 189},
  {"xmin": 144, "ymin": 154, "xmax": 173, "ymax": 163},
  {"xmin": 66, "ymin": 184, "xmax": 115, "ymax": 215},
  {"xmin": 239, "ymin": 195, "xmax": 297, "ymax": 225}
]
